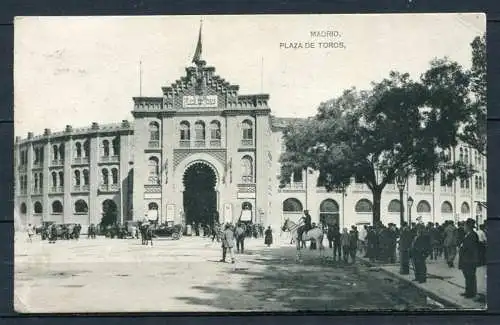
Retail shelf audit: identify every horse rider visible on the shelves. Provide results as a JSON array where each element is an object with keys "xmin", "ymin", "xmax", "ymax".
[{"xmin": 298, "ymin": 210, "xmax": 312, "ymax": 241}]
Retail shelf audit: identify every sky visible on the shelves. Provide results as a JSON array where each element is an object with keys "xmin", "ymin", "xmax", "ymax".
[{"xmin": 14, "ymin": 13, "xmax": 485, "ymax": 137}]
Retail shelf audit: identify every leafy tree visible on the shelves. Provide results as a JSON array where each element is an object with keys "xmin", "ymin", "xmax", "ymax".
[
  {"xmin": 460, "ymin": 34, "xmax": 486, "ymax": 156},
  {"xmin": 280, "ymin": 60, "xmax": 472, "ymax": 225}
]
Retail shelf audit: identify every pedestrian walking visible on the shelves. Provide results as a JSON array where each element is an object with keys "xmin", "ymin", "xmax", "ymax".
[
  {"xmin": 399, "ymin": 222, "xmax": 413, "ymax": 275},
  {"xmin": 220, "ymin": 224, "xmax": 235, "ymax": 264},
  {"xmin": 443, "ymin": 220, "xmax": 458, "ymax": 267},
  {"xmin": 348, "ymin": 227, "xmax": 358, "ymax": 263},
  {"xmin": 235, "ymin": 222, "xmax": 246, "ymax": 253},
  {"xmin": 358, "ymin": 225, "xmax": 367, "ymax": 254},
  {"xmin": 333, "ymin": 224, "xmax": 342, "ymax": 261},
  {"xmin": 410, "ymin": 224, "xmax": 431, "ymax": 283},
  {"xmin": 476, "ymin": 224, "xmax": 487, "ymax": 266},
  {"xmin": 264, "ymin": 226, "xmax": 273, "ymax": 247},
  {"xmin": 459, "ymin": 218, "xmax": 480, "ymax": 299},
  {"xmin": 27, "ymin": 224, "xmax": 34, "ymax": 243},
  {"xmin": 341, "ymin": 228, "xmax": 350, "ymax": 263}
]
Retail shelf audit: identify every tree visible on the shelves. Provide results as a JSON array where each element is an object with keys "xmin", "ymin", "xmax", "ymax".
[
  {"xmin": 280, "ymin": 60, "xmax": 472, "ymax": 225},
  {"xmin": 460, "ymin": 34, "xmax": 486, "ymax": 156}
]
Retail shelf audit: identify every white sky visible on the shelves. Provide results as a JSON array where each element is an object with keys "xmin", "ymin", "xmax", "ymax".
[{"xmin": 14, "ymin": 13, "xmax": 485, "ymax": 137}]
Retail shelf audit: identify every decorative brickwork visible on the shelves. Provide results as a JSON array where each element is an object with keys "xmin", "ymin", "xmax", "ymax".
[{"xmin": 173, "ymin": 149, "xmax": 226, "ymax": 171}]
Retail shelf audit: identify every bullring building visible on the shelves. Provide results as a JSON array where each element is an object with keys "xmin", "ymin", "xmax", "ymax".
[{"xmin": 13, "ymin": 43, "xmax": 487, "ymax": 232}]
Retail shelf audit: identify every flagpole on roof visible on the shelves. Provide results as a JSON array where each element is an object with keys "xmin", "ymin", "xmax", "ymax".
[{"xmin": 192, "ymin": 18, "xmax": 203, "ymax": 65}]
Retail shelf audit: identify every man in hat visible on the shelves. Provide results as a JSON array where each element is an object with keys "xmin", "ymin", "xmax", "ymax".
[
  {"xmin": 297, "ymin": 210, "xmax": 312, "ymax": 242},
  {"xmin": 458, "ymin": 218, "xmax": 480, "ymax": 298},
  {"xmin": 410, "ymin": 224, "xmax": 431, "ymax": 283}
]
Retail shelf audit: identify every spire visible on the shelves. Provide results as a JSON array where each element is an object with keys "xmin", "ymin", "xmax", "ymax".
[{"xmin": 192, "ymin": 19, "xmax": 203, "ymax": 64}]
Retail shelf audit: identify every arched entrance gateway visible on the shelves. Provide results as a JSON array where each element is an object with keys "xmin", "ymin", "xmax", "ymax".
[{"xmin": 183, "ymin": 162, "xmax": 217, "ymax": 226}]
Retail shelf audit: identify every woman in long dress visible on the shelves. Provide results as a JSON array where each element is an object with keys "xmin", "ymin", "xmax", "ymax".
[{"xmin": 264, "ymin": 226, "xmax": 273, "ymax": 247}]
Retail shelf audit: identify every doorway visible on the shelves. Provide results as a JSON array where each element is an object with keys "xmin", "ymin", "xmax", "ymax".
[{"xmin": 183, "ymin": 162, "xmax": 217, "ymax": 226}]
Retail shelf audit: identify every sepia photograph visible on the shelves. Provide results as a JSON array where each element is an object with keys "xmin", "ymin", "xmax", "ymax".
[{"xmin": 13, "ymin": 13, "xmax": 487, "ymax": 312}]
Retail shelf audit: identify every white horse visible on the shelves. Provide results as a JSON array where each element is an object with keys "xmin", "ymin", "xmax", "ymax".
[{"xmin": 281, "ymin": 218, "xmax": 325, "ymax": 261}]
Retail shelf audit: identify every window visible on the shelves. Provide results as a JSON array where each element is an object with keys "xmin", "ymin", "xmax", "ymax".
[
  {"xmin": 149, "ymin": 122, "xmax": 160, "ymax": 141},
  {"xmin": 210, "ymin": 120, "xmax": 221, "ymax": 140},
  {"xmin": 388, "ymin": 199, "xmax": 401, "ymax": 213},
  {"xmin": 292, "ymin": 168, "xmax": 303, "ymax": 183},
  {"xmin": 83, "ymin": 140, "xmax": 90, "ymax": 157},
  {"xmin": 417, "ymin": 200, "xmax": 431, "ymax": 213},
  {"xmin": 75, "ymin": 200, "xmax": 89, "ymax": 213},
  {"xmin": 355, "ymin": 199, "xmax": 373, "ymax": 213},
  {"xmin": 75, "ymin": 142, "xmax": 82, "ymax": 158},
  {"xmin": 34, "ymin": 173, "xmax": 39, "ymax": 189},
  {"xmin": 180, "ymin": 121, "xmax": 190, "ymax": 140},
  {"xmin": 241, "ymin": 155, "xmax": 253, "ymax": 183},
  {"xmin": 51, "ymin": 172, "xmax": 57, "ymax": 187},
  {"xmin": 319, "ymin": 199, "xmax": 340, "ymax": 226},
  {"xmin": 195, "ymin": 121, "xmax": 205, "ymax": 141},
  {"xmin": 148, "ymin": 157, "xmax": 159, "ymax": 184},
  {"xmin": 465, "ymin": 178, "xmax": 470, "ymax": 189},
  {"xmin": 416, "ymin": 174, "xmax": 430, "ymax": 186},
  {"xmin": 20, "ymin": 203, "xmax": 27, "ymax": 215},
  {"xmin": 461, "ymin": 202, "xmax": 470, "ymax": 214},
  {"xmin": 52, "ymin": 145, "xmax": 58, "ymax": 161},
  {"xmin": 103, "ymin": 140, "xmax": 110, "ymax": 157},
  {"xmin": 111, "ymin": 168, "xmax": 118, "ymax": 184},
  {"xmin": 464, "ymin": 148, "xmax": 469, "ymax": 164},
  {"xmin": 479, "ymin": 176, "xmax": 483, "ymax": 189},
  {"xmin": 58, "ymin": 171, "xmax": 64, "ymax": 187},
  {"xmin": 74, "ymin": 170, "xmax": 81, "ymax": 186},
  {"xmin": 102, "ymin": 168, "xmax": 109, "ymax": 185},
  {"xmin": 148, "ymin": 202, "xmax": 159, "ymax": 210},
  {"xmin": 59, "ymin": 144, "xmax": 64, "ymax": 160},
  {"xmin": 475, "ymin": 176, "xmax": 479, "ymax": 189},
  {"xmin": 459, "ymin": 148, "xmax": 464, "ymax": 162},
  {"xmin": 112, "ymin": 137, "xmax": 120, "ymax": 156},
  {"xmin": 52, "ymin": 200, "xmax": 63, "ymax": 214},
  {"xmin": 242, "ymin": 120, "xmax": 253, "ymax": 141},
  {"xmin": 39, "ymin": 172, "xmax": 43, "ymax": 188},
  {"xmin": 283, "ymin": 198, "xmax": 303, "ymax": 212},
  {"xmin": 34, "ymin": 201, "xmax": 42, "ymax": 214},
  {"xmin": 440, "ymin": 172, "xmax": 452, "ymax": 187},
  {"xmin": 83, "ymin": 169, "xmax": 89, "ymax": 185},
  {"xmin": 441, "ymin": 201, "xmax": 453, "ymax": 213}
]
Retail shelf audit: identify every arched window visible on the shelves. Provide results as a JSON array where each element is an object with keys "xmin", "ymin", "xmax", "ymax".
[
  {"xmin": 210, "ymin": 120, "xmax": 221, "ymax": 140},
  {"xmin": 475, "ymin": 176, "xmax": 479, "ymax": 189},
  {"xmin": 20, "ymin": 203, "xmax": 27, "ymax": 215},
  {"xmin": 441, "ymin": 201, "xmax": 453, "ymax": 213},
  {"xmin": 58, "ymin": 171, "xmax": 64, "ymax": 187},
  {"xmin": 241, "ymin": 155, "xmax": 253, "ymax": 183},
  {"xmin": 39, "ymin": 172, "xmax": 43, "ymax": 188},
  {"xmin": 148, "ymin": 202, "xmax": 159, "ymax": 210},
  {"xmin": 74, "ymin": 170, "xmax": 81, "ymax": 186},
  {"xmin": 34, "ymin": 201, "xmax": 42, "ymax": 214},
  {"xmin": 83, "ymin": 169, "xmax": 89, "ymax": 185},
  {"xmin": 195, "ymin": 121, "xmax": 206, "ymax": 141},
  {"xmin": 479, "ymin": 176, "xmax": 483, "ymax": 189},
  {"xmin": 75, "ymin": 200, "xmax": 89, "ymax": 214},
  {"xmin": 112, "ymin": 137, "xmax": 120, "ymax": 156},
  {"xmin": 388, "ymin": 199, "xmax": 401, "ymax": 213},
  {"xmin": 464, "ymin": 148, "xmax": 469, "ymax": 164},
  {"xmin": 102, "ymin": 140, "xmax": 110, "ymax": 157},
  {"xmin": 180, "ymin": 121, "xmax": 190, "ymax": 140},
  {"xmin": 461, "ymin": 202, "xmax": 470, "ymax": 214},
  {"xmin": 111, "ymin": 168, "xmax": 118, "ymax": 184},
  {"xmin": 242, "ymin": 120, "xmax": 253, "ymax": 141},
  {"xmin": 149, "ymin": 122, "xmax": 160, "ymax": 141},
  {"xmin": 51, "ymin": 172, "xmax": 57, "ymax": 187},
  {"xmin": 75, "ymin": 142, "xmax": 82, "ymax": 158},
  {"xmin": 320, "ymin": 199, "xmax": 340, "ymax": 226},
  {"xmin": 59, "ymin": 144, "xmax": 64, "ymax": 160},
  {"xmin": 282, "ymin": 198, "xmax": 303, "ymax": 212},
  {"xmin": 459, "ymin": 148, "xmax": 464, "ymax": 162},
  {"xmin": 34, "ymin": 173, "xmax": 39, "ymax": 189},
  {"xmin": 52, "ymin": 145, "xmax": 59, "ymax": 160},
  {"xmin": 148, "ymin": 157, "xmax": 159, "ymax": 184},
  {"xmin": 242, "ymin": 202, "xmax": 252, "ymax": 210},
  {"xmin": 102, "ymin": 168, "xmax": 109, "ymax": 185},
  {"xmin": 83, "ymin": 140, "xmax": 90, "ymax": 157},
  {"xmin": 355, "ymin": 199, "xmax": 373, "ymax": 213},
  {"xmin": 52, "ymin": 200, "xmax": 63, "ymax": 214},
  {"xmin": 417, "ymin": 200, "xmax": 431, "ymax": 213}
]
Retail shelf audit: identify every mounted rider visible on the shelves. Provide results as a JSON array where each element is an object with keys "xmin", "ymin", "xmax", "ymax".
[{"xmin": 297, "ymin": 210, "xmax": 312, "ymax": 241}]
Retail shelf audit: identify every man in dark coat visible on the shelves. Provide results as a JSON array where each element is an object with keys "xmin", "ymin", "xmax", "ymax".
[
  {"xmin": 332, "ymin": 224, "xmax": 342, "ymax": 261},
  {"xmin": 459, "ymin": 218, "xmax": 480, "ymax": 298},
  {"xmin": 410, "ymin": 224, "xmax": 431, "ymax": 283},
  {"xmin": 399, "ymin": 222, "xmax": 413, "ymax": 275},
  {"xmin": 235, "ymin": 222, "xmax": 246, "ymax": 253}
]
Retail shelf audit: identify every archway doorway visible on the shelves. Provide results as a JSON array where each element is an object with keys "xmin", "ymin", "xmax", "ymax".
[
  {"xmin": 101, "ymin": 199, "xmax": 118, "ymax": 226},
  {"xmin": 183, "ymin": 162, "xmax": 217, "ymax": 227}
]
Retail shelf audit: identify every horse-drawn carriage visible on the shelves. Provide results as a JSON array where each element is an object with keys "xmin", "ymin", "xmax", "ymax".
[{"xmin": 138, "ymin": 218, "xmax": 184, "ymax": 245}]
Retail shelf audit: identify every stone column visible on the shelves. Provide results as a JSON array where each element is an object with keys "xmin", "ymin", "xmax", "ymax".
[
  {"xmin": 132, "ymin": 118, "xmax": 147, "ymax": 221},
  {"xmin": 255, "ymin": 113, "xmax": 270, "ymax": 226},
  {"xmin": 89, "ymin": 129, "xmax": 100, "ymax": 224},
  {"xmin": 42, "ymin": 139, "xmax": 50, "ymax": 223},
  {"xmin": 162, "ymin": 113, "xmax": 176, "ymax": 224},
  {"xmin": 63, "ymin": 136, "xmax": 73, "ymax": 223},
  {"xmin": 119, "ymin": 128, "xmax": 131, "ymax": 223}
]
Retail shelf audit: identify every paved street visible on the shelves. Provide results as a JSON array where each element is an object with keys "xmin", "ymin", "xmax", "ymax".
[{"xmin": 16, "ymin": 233, "xmax": 443, "ymax": 313}]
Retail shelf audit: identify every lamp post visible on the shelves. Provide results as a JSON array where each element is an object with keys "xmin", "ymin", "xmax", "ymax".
[
  {"xmin": 407, "ymin": 196, "xmax": 414, "ymax": 228},
  {"xmin": 396, "ymin": 172, "xmax": 407, "ymax": 227}
]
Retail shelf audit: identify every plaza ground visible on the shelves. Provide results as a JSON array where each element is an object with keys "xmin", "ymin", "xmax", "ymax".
[{"xmin": 14, "ymin": 233, "xmax": 478, "ymax": 313}]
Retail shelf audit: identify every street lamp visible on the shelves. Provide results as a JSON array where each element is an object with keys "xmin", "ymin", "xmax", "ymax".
[
  {"xmin": 407, "ymin": 196, "xmax": 414, "ymax": 228},
  {"xmin": 396, "ymin": 172, "xmax": 407, "ymax": 228}
]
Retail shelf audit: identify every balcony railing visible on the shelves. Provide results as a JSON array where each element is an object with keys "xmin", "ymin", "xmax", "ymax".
[
  {"xmin": 440, "ymin": 185, "xmax": 453, "ymax": 193},
  {"xmin": 237, "ymin": 183, "xmax": 256, "ymax": 193},
  {"xmin": 416, "ymin": 185, "xmax": 432, "ymax": 192},
  {"xmin": 194, "ymin": 140, "xmax": 205, "ymax": 148},
  {"xmin": 33, "ymin": 161, "xmax": 44, "ymax": 168},
  {"xmin": 50, "ymin": 159, "xmax": 64, "ymax": 166},
  {"xmin": 210, "ymin": 139, "xmax": 221, "ymax": 147},
  {"xmin": 20, "ymin": 188, "xmax": 27, "ymax": 195},
  {"xmin": 241, "ymin": 139, "xmax": 254, "ymax": 147},
  {"xmin": 82, "ymin": 184, "xmax": 90, "ymax": 191},
  {"xmin": 101, "ymin": 155, "xmax": 119, "ymax": 162},
  {"xmin": 460, "ymin": 187, "xmax": 471, "ymax": 195},
  {"xmin": 73, "ymin": 185, "xmax": 90, "ymax": 192},
  {"xmin": 179, "ymin": 140, "xmax": 190, "ymax": 148},
  {"xmin": 385, "ymin": 183, "xmax": 397, "ymax": 191},
  {"xmin": 279, "ymin": 182, "xmax": 305, "ymax": 192},
  {"xmin": 353, "ymin": 183, "xmax": 369, "ymax": 191},
  {"xmin": 73, "ymin": 157, "xmax": 89, "ymax": 164},
  {"xmin": 32, "ymin": 188, "xmax": 42, "ymax": 194},
  {"xmin": 50, "ymin": 186, "xmax": 64, "ymax": 193},
  {"xmin": 148, "ymin": 140, "xmax": 160, "ymax": 148},
  {"xmin": 99, "ymin": 183, "xmax": 119, "ymax": 192}
]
